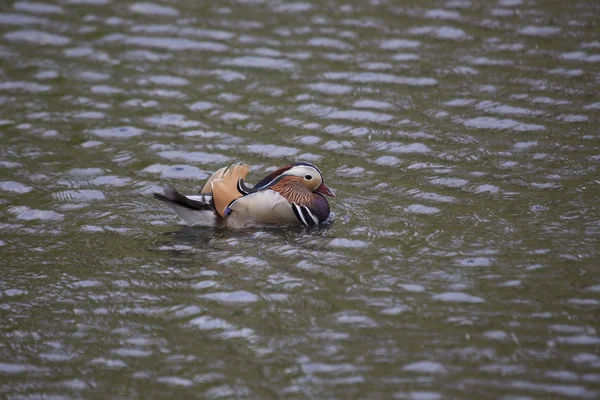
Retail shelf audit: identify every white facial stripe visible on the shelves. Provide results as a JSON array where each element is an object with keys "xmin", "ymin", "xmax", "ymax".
[
  {"xmin": 300, "ymin": 162, "xmax": 322, "ymax": 175},
  {"xmin": 286, "ymin": 165, "xmax": 321, "ymax": 180},
  {"xmin": 256, "ymin": 164, "xmax": 323, "ymax": 190}
]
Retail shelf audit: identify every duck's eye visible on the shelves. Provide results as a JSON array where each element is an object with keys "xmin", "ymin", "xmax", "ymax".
[{"xmin": 304, "ymin": 175, "xmax": 312, "ymax": 180}]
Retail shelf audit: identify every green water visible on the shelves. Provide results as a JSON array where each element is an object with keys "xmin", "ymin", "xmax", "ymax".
[{"xmin": 1, "ymin": 0, "xmax": 599, "ymax": 398}]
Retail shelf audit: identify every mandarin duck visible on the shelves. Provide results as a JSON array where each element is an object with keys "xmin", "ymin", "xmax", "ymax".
[{"xmin": 153, "ymin": 162, "xmax": 335, "ymax": 228}]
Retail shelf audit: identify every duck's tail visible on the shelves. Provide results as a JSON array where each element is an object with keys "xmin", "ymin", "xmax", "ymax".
[{"xmin": 153, "ymin": 185, "xmax": 218, "ymax": 227}]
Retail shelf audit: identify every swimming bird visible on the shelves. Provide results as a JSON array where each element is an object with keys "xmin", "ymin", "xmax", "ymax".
[{"xmin": 153, "ymin": 162, "xmax": 335, "ymax": 228}]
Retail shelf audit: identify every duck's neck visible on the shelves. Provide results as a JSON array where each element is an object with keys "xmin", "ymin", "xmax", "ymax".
[{"xmin": 270, "ymin": 180, "xmax": 316, "ymax": 205}]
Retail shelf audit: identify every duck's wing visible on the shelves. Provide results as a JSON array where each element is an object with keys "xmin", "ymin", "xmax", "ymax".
[
  {"xmin": 199, "ymin": 166, "xmax": 227, "ymax": 194},
  {"xmin": 153, "ymin": 185, "xmax": 217, "ymax": 226},
  {"xmin": 211, "ymin": 162, "xmax": 252, "ymax": 217},
  {"xmin": 225, "ymin": 190, "xmax": 299, "ymax": 228}
]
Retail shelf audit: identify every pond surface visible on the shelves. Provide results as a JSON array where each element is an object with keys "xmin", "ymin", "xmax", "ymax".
[{"xmin": 1, "ymin": 0, "xmax": 599, "ymax": 398}]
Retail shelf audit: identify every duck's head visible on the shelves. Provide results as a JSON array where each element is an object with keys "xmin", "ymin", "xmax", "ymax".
[{"xmin": 254, "ymin": 162, "xmax": 335, "ymax": 198}]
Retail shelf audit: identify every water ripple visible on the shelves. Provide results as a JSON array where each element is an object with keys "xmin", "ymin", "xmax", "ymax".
[
  {"xmin": 324, "ymin": 72, "xmax": 438, "ymax": 86},
  {"xmin": 4, "ymin": 29, "xmax": 70, "ymax": 45},
  {"xmin": 462, "ymin": 117, "xmax": 545, "ymax": 132},
  {"xmin": 327, "ymin": 109, "xmax": 394, "ymax": 123},
  {"xmin": 0, "ymin": 12, "xmax": 48, "ymax": 25},
  {"xmin": 433, "ymin": 292, "xmax": 485, "ymax": 303},
  {"xmin": 105, "ymin": 35, "xmax": 228, "ymax": 52},
  {"xmin": 1, "ymin": 181, "xmax": 32, "ymax": 194},
  {"xmin": 221, "ymin": 56, "xmax": 296, "ymax": 70},
  {"xmin": 518, "ymin": 26, "xmax": 561, "ymax": 37},
  {"xmin": 158, "ymin": 151, "xmax": 230, "ymax": 165},
  {"xmin": 89, "ymin": 126, "xmax": 143, "ymax": 138},
  {"xmin": 129, "ymin": 2, "xmax": 179, "ymax": 16},
  {"xmin": 14, "ymin": 1, "xmax": 64, "ymax": 14},
  {"xmin": 409, "ymin": 26, "xmax": 472, "ymax": 40}
]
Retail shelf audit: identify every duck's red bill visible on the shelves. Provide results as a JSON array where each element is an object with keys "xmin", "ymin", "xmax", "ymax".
[{"xmin": 316, "ymin": 183, "xmax": 335, "ymax": 198}]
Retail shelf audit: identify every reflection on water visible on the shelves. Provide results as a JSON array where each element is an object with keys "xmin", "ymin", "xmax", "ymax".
[{"xmin": 1, "ymin": 0, "xmax": 599, "ymax": 398}]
